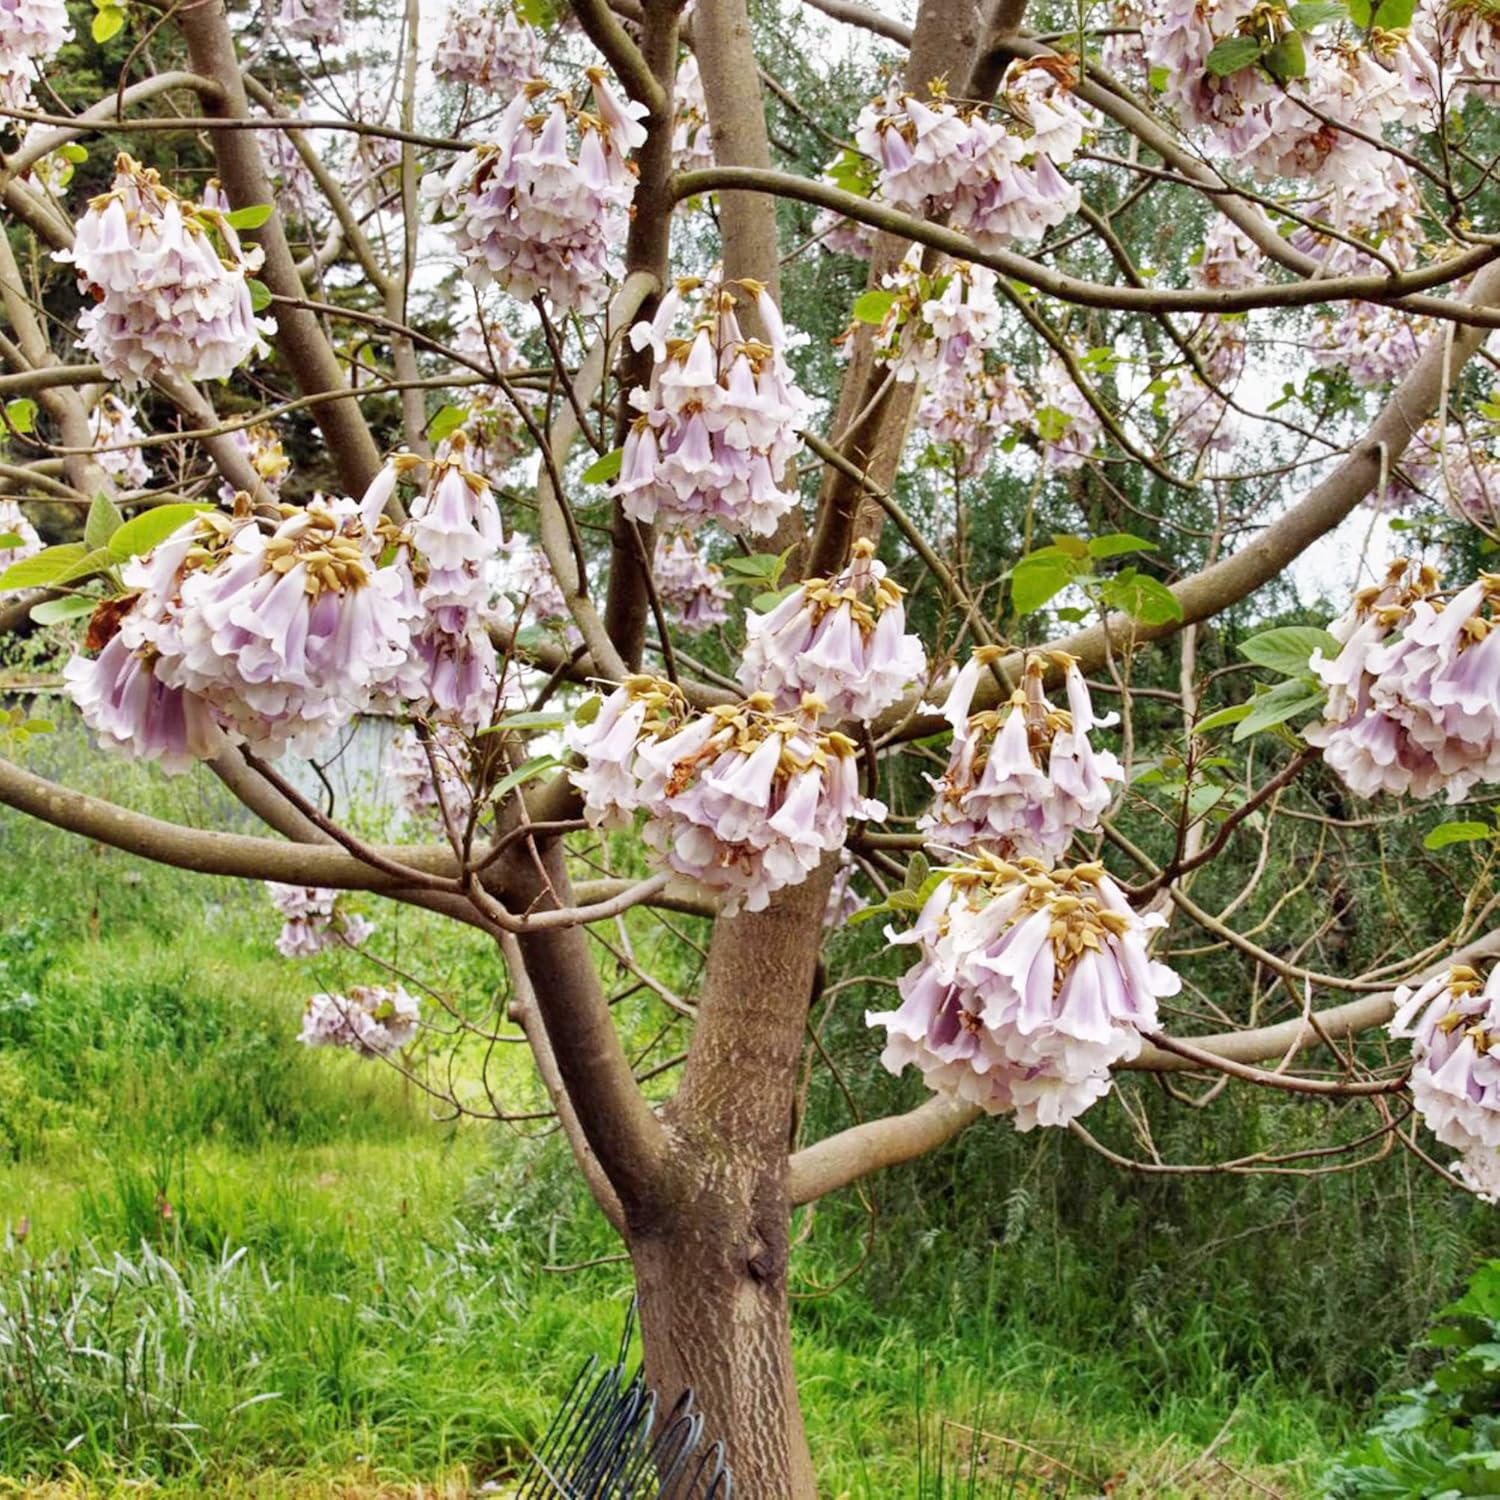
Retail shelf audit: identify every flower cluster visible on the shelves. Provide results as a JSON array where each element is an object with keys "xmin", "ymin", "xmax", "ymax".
[
  {"xmin": 1163, "ymin": 318, "xmax": 1244, "ymax": 457},
  {"xmin": 267, "ymin": 882, "xmax": 374, "ymax": 957},
  {"xmin": 218, "ymin": 423, "xmax": 290, "ymax": 505},
  {"xmin": 300, "ymin": 985, "xmax": 420, "ymax": 1058},
  {"xmin": 388, "ymin": 722, "xmax": 475, "ymax": 824},
  {"xmin": 672, "ymin": 54, "xmax": 714, "ymax": 171},
  {"xmin": 739, "ymin": 538, "xmax": 925, "ymax": 723},
  {"xmin": 496, "ymin": 532, "xmax": 579, "ymax": 644},
  {"xmin": 920, "ymin": 650, "xmax": 1123, "ymax": 863},
  {"xmin": 917, "ymin": 363, "xmax": 1029, "ymax": 477},
  {"xmin": 57, "ymin": 156, "xmax": 274, "ymax": 388},
  {"xmin": 1307, "ymin": 562, "xmax": 1500, "ymax": 801},
  {"xmin": 854, "ymin": 60, "xmax": 1087, "ymax": 248},
  {"xmin": 865, "ymin": 258, "xmax": 1003, "ymax": 389},
  {"xmin": 867, "ymin": 857, "xmax": 1180, "ymax": 1129},
  {"xmin": 1391, "ymin": 964, "xmax": 1500, "ymax": 1201},
  {"xmin": 653, "ymin": 531, "xmax": 729, "ymax": 634},
  {"xmin": 425, "ymin": 72, "xmax": 647, "ymax": 313},
  {"xmin": 1035, "ymin": 355, "xmax": 1102, "ymax": 472},
  {"xmin": 611, "ymin": 279, "xmax": 811, "ymax": 536},
  {"xmin": 433, "ymin": 0, "xmax": 540, "ymax": 91},
  {"xmin": 566, "ymin": 678, "xmax": 886, "ymax": 913},
  {"xmin": 65, "ymin": 497, "xmax": 418, "ymax": 767},
  {"xmin": 375, "ymin": 441, "xmax": 507, "ymax": 727},
  {"xmin": 277, "ymin": 0, "xmax": 343, "ymax": 45},
  {"xmin": 1415, "ymin": 0, "xmax": 1500, "ymax": 110},
  {"xmin": 88, "ymin": 395, "xmax": 151, "ymax": 489},
  {"xmin": 1312, "ymin": 303, "xmax": 1433, "ymax": 390},
  {"xmin": 1394, "ymin": 423, "xmax": 1500, "ymax": 526},
  {"xmin": 0, "ymin": 0, "xmax": 70, "ymax": 106}
]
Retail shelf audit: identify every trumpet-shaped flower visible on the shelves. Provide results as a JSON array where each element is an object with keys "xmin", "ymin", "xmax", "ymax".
[{"xmin": 300, "ymin": 985, "xmax": 419, "ymax": 1057}]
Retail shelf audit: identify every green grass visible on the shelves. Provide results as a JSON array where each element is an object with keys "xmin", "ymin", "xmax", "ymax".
[{"xmin": 0, "ymin": 726, "xmax": 1494, "ymax": 1496}]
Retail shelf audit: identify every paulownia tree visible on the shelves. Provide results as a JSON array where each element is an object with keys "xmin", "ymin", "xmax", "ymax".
[{"xmin": 2, "ymin": 0, "xmax": 1500, "ymax": 1486}]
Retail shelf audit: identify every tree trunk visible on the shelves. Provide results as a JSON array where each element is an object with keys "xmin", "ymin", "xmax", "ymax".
[{"xmin": 631, "ymin": 1150, "xmax": 815, "ymax": 1497}]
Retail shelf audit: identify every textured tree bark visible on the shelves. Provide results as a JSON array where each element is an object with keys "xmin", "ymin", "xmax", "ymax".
[{"xmin": 627, "ymin": 864, "xmax": 833, "ymax": 1494}]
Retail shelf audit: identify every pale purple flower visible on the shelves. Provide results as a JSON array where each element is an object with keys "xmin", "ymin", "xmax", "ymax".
[
  {"xmin": 1391, "ymin": 963, "xmax": 1500, "ymax": 1201},
  {"xmin": 424, "ymin": 72, "xmax": 647, "ymax": 314},
  {"xmin": 267, "ymin": 881, "xmax": 375, "ymax": 957},
  {"xmin": 278, "ymin": 0, "xmax": 343, "ymax": 45},
  {"xmin": 56, "ymin": 156, "xmax": 274, "ymax": 388},
  {"xmin": 568, "ymin": 683, "xmax": 886, "ymax": 913},
  {"xmin": 672, "ymin": 54, "xmax": 715, "ymax": 172},
  {"xmin": 653, "ymin": 531, "xmax": 729, "ymax": 634},
  {"xmin": 738, "ymin": 537, "xmax": 926, "ymax": 723},
  {"xmin": 217, "ymin": 423, "xmax": 289, "ymax": 506},
  {"xmin": 0, "ymin": 0, "xmax": 70, "ymax": 67},
  {"xmin": 612, "ymin": 279, "xmax": 811, "ymax": 536},
  {"xmin": 300, "ymin": 985, "xmax": 419, "ymax": 1057},
  {"xmin": 88, "ymin": 395, "xmax": 151, "ymax": 489},
  {"xmin": 920, "ymin": 651, "xmax": 1123, "ymax": 863},
  {"xmin": 389, "ymin": 722, "xmax": 475, "ymax": 823},
  {"xmin": 433, "ymin": 0, "xmax": 540, "ymax": 90},
  {"xmin": 1308, "ymin": 563, "xmax": 1500, "ymax": 802},
  {"xmin": 868, "ymin": 857, "xmax": 1180, "ymax": 1129}
]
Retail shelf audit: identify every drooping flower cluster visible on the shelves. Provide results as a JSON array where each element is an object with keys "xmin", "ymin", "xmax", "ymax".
[
  {"xmin": 424, "ymin": 72, "xmax": 648, "ymax": 313},
  {"xmin": 865, "ymin": 258, "xmax": 1003, "ymax": 389},
  {"xmin": 267, "ymin": 882, "xmax": 375, "ymax": 958},
  {"xmin": 653, "ymin": 531, "xmax": 729, "ymax": 634},
  {"xmin": 1142, "ymin": 1, "xmax": 1445, "ymax": 194},
  {"xmin": 300, "ymin": 985, "xmax": 420, "ymax": 1058},
  {"xmin": 672, "ymin": 54, "xmax": 714, "ymax": 172},
  {"xmin": 218, "ymin": 423, "xmax": 290, "ymax": 505},
  {"xmin": 88, "ymin": 395, "xmax": 151, "ymax": 489},
  {"xmin": 433, "ymin": 0, "xmax": 540, "ymax": 91},
  {"xmin": 1414, "ymin": 0, "xmax": 1500, "ymax": 109},
  {"xmin": 374, "ymin": 440, "xmax": 507, "ymax": 727},
  {"xmin": 738, "ymin": 538, "xmax": 925, "ymax": 722},
  {"xmin": 566, "ymin": 678, "xmax": 886, "ymax": 913},
  {"xmin": 1035, "ymin": 355, "xmax": 1102, "ymax": 473},
  {"xmin": 611, "ymin": 279, "xmax": 811, "ymax": 536},
  {"xmin": 0, "ymin": 0, "xmax": 70, "ymax": 107},
  {"xmin": 388, "ymin": 722, "xmax": 476, "ymax": 824},
  {"xmin": 1162, "ymin": 318, "xmax": 1244, "ymax": 458},
  {"xmin": 496, "ymin": 532, "xmax": 579, "ymax": 643},
  {"xmin": 921, "ymin": 650, "xmax": 1124, "ymax": 863},
  {"xmin": 277, "ymin": 0, "xmax": 344, "ymax": 45},
  {"xmin": 854, "ymin": 60, "xmax": 1088, "ymax": 248},
  {"xmin": 1391, "ymin": 964, "xmax": 1500, "ymax": 1201},
  {"xmin": 1307, "ymin": 562, "xmax": 1500, "ymax": 801},
  {"xmin": 57, "ymin": 156, "xmax": 274, "ymax": 388},
  {"xmin": 867, "ymin": 857, "xmax": 1180, "ymax": 1129},
  {"xmin": 65, "ymin": 497, "xmax": 418, "ymax": 767},
  {"xmin": 918, "ymin": 363, "xmax": 1029, "ymax": 478},
  {"xmin": 1394, "ymin": 423, "xmax": 1500, "ymax": 527},
  {"xmin": 1311, "ymin": 303, "xmax": 1433, "ymax": 390}
]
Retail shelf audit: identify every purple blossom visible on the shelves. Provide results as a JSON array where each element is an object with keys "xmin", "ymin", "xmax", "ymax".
[
  {"xmin": 653, "ymin": 531, "xmax": 730, "ymax": 634},
  {"xmin": 920, "ymin": 650, "xmax": 1123, "ymax": 863},
  {"xmin": 88, "ymin": 395, "xmax": 151, "ymax": 490},
  {"xmin": 216, "ymin": 423, "xmax": 290, "ymax": 506},
  {"xmin": 738, "ymin": 537, "xmax": 926, "ymax": 723},
  {"xmin": 277, "ymin": 0, "xmax": 343, "ymax": 45},
  {"xmin": 300, "ymin": 985, "xmax": 419, "ymax": 1057},
  {"xmin": 868, "ymin": 857, "xmax": 1180, "ymax": 1129},
  {"xmin": 267, "ymin": 881, "xmax": 376, "ymax": 957},
  {"xmin": 56, "ymin": 157, "xmax": 274, "ymax": 388},
  {"xmin": 433, "ymin": 0, "xmax": 540, "ymax": 90}
]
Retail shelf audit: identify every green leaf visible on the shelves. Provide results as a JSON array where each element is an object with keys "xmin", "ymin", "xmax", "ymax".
[
  {"xmin": 826, "ymin": 148, "xmax": 877, "ymax": 198},
  {"xmin": 0, "ymin": 542, "xmax": 86, "ymax": 590},
  {"xmin": 109, "ymin": 503, "xmax": 212, "ymax": 561},
  {"xmin": 59, "ymin": 142, "xmax": 88, "ymax": 164},
  {"xmin": 223, "ymin": 203, "xmax": 274, "ymax": 230},
  {"xmin": 1033, "ymin": 405, "xmax": 1073, "ymax": 442},
  {"xmin": 572, "ymin": 692, "xmax": 602, "ymax": 728},
  {"xmin": 0, "ymin": 532, "xmax": 22, "ymax": 550},
  {"xmin": 1423, "ymin": 821, "xmax": 1495, "ymax": 851},
  {"xmin": 1147, "ymin": 64, "xmax": 1169, "ymax": 91},
  {"xmin": 1347, "ymin": 0, "xmax": 1413, "ymax": 23},
  {"xmin": 246, "ymin": 278, "xmax": 272, "ymax": 313},
  {"xmin": 1290, "ymin": 0, "xmax": 1347, "ymax": 25},
  {"xmin": 721, "ymin": 551, "xmax": 786, "ymax": 583},
  {"xmin": 904, "ymin": 851, "xmax": 930, "ymax": 893},
  {"xmin": 852, "ymin": 289, "xmax": 898, "ymax": 325},
  {"xmin": 427, "ymin": 405, "xmax": 468, "ymax": 444},
  {"xmin": 1102, "ymin": 572, "xmax": 1183, "ymax": 626},
  {"xmin": 752, "ymin": 586, "xmax": 799, "ymax": 613},
  {"xmin": 1238, "ymin": 625, "xmax": 1340, "ymax": 677},
  {"xmin": 84, "ymin": 492, "xmax": 123, "ymax": 552},
  {"xmin": 91, "ymin": 5, "xmax": 125, "ymax": 42},
  {"xmin": 1232, "ymin": 678, "xmax": 1325, "ymax": 742},
  {"xmin": 1088, "ymin": 532, "xmax": 1157, "ymax": 560},
  {"xmin": 581, "ymin": 448, "xmax": 623, "ymax": 485},
  {"xmin": 1205, "ymin": 34, "xmax": 1265, "ymax": 74},
  {"xmin": 1051, "ymin": 533, "xmax": 1090, "ymax": 561},
  {"xmin": 1011, "ymin": 553, "xmax": 1079, "ymax": 615},
  {"xmin": 1263, "ymin": 30, "xmax": 1307, "ymax": 80},
  {"xmin": 1188, "ymin": 784, "xmax": 1227, "ymax": 821},
  {"xmin": 1192, "ymin": 702, "xmax": 1253, "ymax": 735},
  {"xmin": 490, "ymin": 753, "xmax": 562, "ymax": 802},
  {"xmin": 30, "ymin": 595, "xmax": 99, "ymax": 626},
  {"xmin": 4, "ymin": 397, "xmax": 37, "ymax": 434},
  {"xmin": 54, "ymin": 546, "xmax": 116, "ymax": 585}
]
